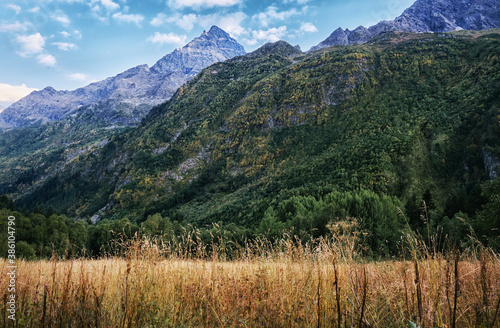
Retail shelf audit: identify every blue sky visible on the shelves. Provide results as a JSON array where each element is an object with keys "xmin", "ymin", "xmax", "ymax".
[{"xmin": 0, "ymin": 0, "xmax": 416, "ymax": 107}]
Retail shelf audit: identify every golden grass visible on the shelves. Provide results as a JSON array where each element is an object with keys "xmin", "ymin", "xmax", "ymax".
[{"xmin": 1, "ymin": 236, "xmax": 499, "ymax": 327}]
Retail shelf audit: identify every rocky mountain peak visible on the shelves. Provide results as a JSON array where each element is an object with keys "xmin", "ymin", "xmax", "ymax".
[
  {"xmin": 40, "ymin": 86, "xmax": 60, "ymax": 96},
  {"xmin": 322, "ymin": 28, "xmax": 349, "ymax": 46},
  {"xmin": 311, "ymin": 0, "xmax": 500, "ymax": 51},
  {"xmin": 206, "ymin": 25, "xmax": 231, "ymax": 38},
  {"xmin": 151, "ymin": 25, "xmax": 245, "ymax": 75}
]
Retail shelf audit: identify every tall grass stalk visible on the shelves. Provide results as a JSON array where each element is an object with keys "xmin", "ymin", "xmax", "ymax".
[{"xmin": 0, "ymin": 226, "xmax": 499, "ymax": 327}]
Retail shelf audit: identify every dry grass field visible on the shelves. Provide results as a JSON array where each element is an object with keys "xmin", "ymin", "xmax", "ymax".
[{"xmin": 1, "ymin": 233, "xmax": 499, "ymax": 328}]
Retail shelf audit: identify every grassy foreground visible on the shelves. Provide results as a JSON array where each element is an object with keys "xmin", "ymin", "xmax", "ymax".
[{"xmin": 1, "ymin": 235, "xmax": 500, "ymax": 328}]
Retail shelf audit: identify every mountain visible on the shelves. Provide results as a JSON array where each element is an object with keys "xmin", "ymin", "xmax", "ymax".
[
  {"xmin": 310, "ymin": 0, "xmax": 500, "ymax": 51},
  {"xmin": 0, "ymin": 26, "xmax": 245, "ymax": 128},
  {"xmin": 245, "ymin": 40, "xmax": 302, "ymax": 59},
  {"xmin": 4, "ymin": 31, "xmax": 499, "ymax": 234}
]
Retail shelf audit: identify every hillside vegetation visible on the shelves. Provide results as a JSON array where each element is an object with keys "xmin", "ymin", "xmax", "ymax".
[
  {"xmin": 1, "ymin": 235, "xmax": 499, "ymax": 328},
  {"xmin": 1, "ymin": 31, "xmax": 500, "ymax": 255}
]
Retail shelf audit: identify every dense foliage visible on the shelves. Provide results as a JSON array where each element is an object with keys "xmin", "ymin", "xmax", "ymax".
[{"xmin": 1, "ymin": 31, "xmax": 499, "ymax": 256}]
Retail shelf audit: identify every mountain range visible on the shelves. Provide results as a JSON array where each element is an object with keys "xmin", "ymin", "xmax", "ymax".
[
  {"xmin": 311, "ymin": 0, "xmax": 500, "ymax": 50},
  {"xmin": 0, "ymin": 0, "xmax": 499, "ymax": 249},
  {"xmin": 3, "ymin": 0, "xmax": 499, "ymax": 129},
  {"xmin": 0, "ymin": 26, "xmax": 245, "ymax": 128},
  {"xmin": 2, "ymin": 29, "xmax": 498, "ymax": 221}
]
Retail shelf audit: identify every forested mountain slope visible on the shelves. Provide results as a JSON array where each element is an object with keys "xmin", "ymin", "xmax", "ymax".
[{"xmin": 2, "ymin": 31, "xmax": 500, "ymax": 249}]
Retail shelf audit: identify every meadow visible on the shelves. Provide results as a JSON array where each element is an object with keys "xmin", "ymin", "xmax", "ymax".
[{"xmin": 1, "ymin": 229, "xmax": 499, "ymax": 328}]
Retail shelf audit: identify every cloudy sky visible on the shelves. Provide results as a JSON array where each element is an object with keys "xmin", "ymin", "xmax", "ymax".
[{"xmin": 0, "ymin": 0, "xmax": 415, "ymax": 107}]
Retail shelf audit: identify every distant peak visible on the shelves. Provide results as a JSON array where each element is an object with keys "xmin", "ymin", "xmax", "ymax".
[
  {"xmin": 206, "ymin": 25, "xmax": 231, "ymax": 38},
  {"xmin": 247, "ymin": 40, "xmax": 302, "ymax": 59},
  {"xmin": 41, "ymin": 86, "xmax": 58, "ymax": 95},
  {"xmin": 150, "ymin": 25, "xmax": 246, "ymax": 74},
  {"xmin": 310, "ymin": 0, "xmax": 500, "ymax": 51},
  {"xmin": 208, "ymin": 25, "xmax": 224, "ymax": 33}
]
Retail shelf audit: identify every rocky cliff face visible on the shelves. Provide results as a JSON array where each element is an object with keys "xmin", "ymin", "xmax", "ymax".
[
  {"xmin": 311, "ymin": 0, "xmax": 500, "ymax": 51},
  {"xmin": 151, "ymin": 26, "xmax": 245, "ymax": 75},
  {"xmin": 0, "ymin": 26, "xmax": 245, "ymax": 128}
]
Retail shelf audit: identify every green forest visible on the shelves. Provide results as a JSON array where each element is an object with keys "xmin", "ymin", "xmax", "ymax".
[{"xmin": 1, "ymin": 31, "xmax": 499, "ymax": 257}]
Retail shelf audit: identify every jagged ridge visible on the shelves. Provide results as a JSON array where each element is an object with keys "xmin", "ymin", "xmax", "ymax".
[
  {"xmin": 310, "ymin": 0, "xmax": 500, "ymax": 51},
  {"xmin": 0, "ymin": 26, "xmax": 246, "ymax": 128}
]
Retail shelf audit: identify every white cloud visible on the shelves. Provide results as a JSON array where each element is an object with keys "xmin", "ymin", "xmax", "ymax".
[
  {"xmin": 68, "ymin": 73, "xmax": 90, "ymax": 81},
  {"xmin": 242, "ymin": 38, "xmax": 258, "ymax": 46},
  {"xmin": 150, "ymin": 13, "xmax": 167, "ymax": 27},
  {"xmin": 91, "ymin": 13, "xmax": 108, "ymax": 22},
  {"xmin": 89, "ymin": 0, "xmax": 119, "ymax": 14},
  {"xmin": 253, "ymin": 6, "xmax": 299, "ymax": 27},
  {"xmin": 92, "ymin": 0, "xmax": 119, "ymax": 11},
  {"xmin": 14, "ymin": 33, "xmax": 57, "ymax": 66},
  {"xmin": 60, "ymin": 30, "xmax": 82, "ymax": 39},
  {"xmin": 168, "ymin": 0, "xmax": 241, "ymax": 10},
  {"xmin": 15, "ymin": 33, "xmax": 45, "ymax": 57},
  {"xmin": 283, "ymin": 0, "xmax": 310, "ymax": 4},
  {"xmin": 52, "ymin": 0, "xmax": 86, "ymax": 3},
  {"xmin": 52, "ymin": 42, "xmax": 78, "ymax": 51},
  {"xmin": 252, "ymin": 26, "xmax": 287, "ymax": 42},
  {"xmin": 112, "ymin": 12, "xmax": 144, "ymax": 26},
  {"xmin": 147, "ymin": 32, "xmax": 186, "ymax": 45},
  {"xmin": 54, "ymin": 15, "xmax": 71, "ymax": 26},
  {"xmin": 195, "ymin": 12, "xmax": 247, "ymax": 37},
  {"xmin": 6, "ymin": 4, "xmax": 21, "ymax": 15},
  {"xmin": 217, "ymin": 12, "xmax": 246, "ymax": 36},
  {"xmin": 0, "ymin": 21, "xmax": 29, "ymax": 33},
  {"xmin": 0, "ymin": 83, "xmax": 38, "ymax": 104},
  {"xmin": 157, "ymin": 12, "xmax": 246, "ymax": 36},
  {"xmin": 101, "ymin": 0, "xmax": 119, "ymax": 10},
  {"xmin": 28, "ymin": 6, "xmax": 40, "ymax": 13},
  {"xmin": 300, "ymin": 22, "xmax": 317, "ymax": 33},
  {"xmin": 37, "ymin": 53, "xmax": 57, "ymax": 66},
  {"xmin": 164, "ymin": 13, "xmax": 198, "ymax": 31}
]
